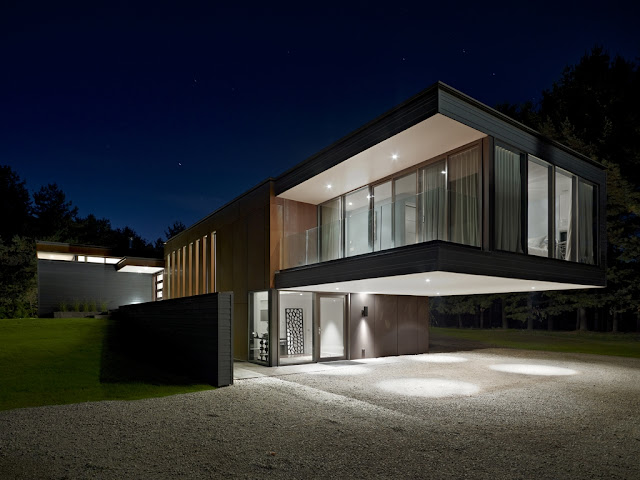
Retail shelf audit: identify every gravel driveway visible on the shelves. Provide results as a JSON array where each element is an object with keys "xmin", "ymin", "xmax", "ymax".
[{"xmin": 1, "ymin": 348, "xmax": 639, "ymax": 479}]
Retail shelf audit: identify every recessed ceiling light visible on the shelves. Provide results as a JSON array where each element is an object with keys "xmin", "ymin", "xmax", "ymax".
[
  {"xmin": 327, "ymin": 184, "xmax": 332, "ymax": 189},
  {"xmin": 335, "ymin": 287, "xmax": 339, "ymax": 290},
  {"xmin": 425, "ymin": 278, "xmax": 431, "ymax": 282},
  {"xmin": 348, "ymin": 202, "xmax": 353, "ymax": 206},
  {"xmin": 391, "ymin": 154, "xmax": 398, "ymax": 160},
  {"xmin": 441, "ymin": 170, "xmax": 446, "ymax": 174},
  {"xmin": 531, "ymin": 286, "xmax": 536, "ymax": 290},
  {"xmin": 436, "ymin": 292, "xmax": 440, "ymax": 295}
]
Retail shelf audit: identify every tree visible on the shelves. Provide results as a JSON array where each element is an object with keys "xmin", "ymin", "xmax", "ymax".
[
  {"xmin": 32, "ymin": 183, "xmax": 78, "ymax": 241},
  {"xmin": 0, "ymin": 236, "xmax": 37, "ymax": 318},
  {"xmin": 0, "ymin": 165, "xmax": 31, "ymax": 242},
  {"xmin": 495, "ymin": 47, "xmax": 640, "ymax": 331},
  {"xmin": 164, "ymin": 221, "xmax": 186, "ymax": 240}
]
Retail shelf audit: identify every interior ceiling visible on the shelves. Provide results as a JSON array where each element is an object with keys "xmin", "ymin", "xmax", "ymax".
[
  {"xmin": 280, "ymin": 271, "xmax": 601, "ymax": 297},
  {"xmin": 278, "ymin": 114, "xmax": 486, "ymax": 205}
]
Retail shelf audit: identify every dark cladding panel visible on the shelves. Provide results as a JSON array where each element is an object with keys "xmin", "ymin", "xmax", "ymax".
[
  {"xmin": 38, "ymin": 260, "xmax": 154, "ymax": 316},
  {"xmin": 349, "ymin": 293, "xmax": 375, "ymax": 359},
  {"xmin": 397, "ymin": 296, "xmax": 418, "ymax": 355},
  {"xmin": 374, "ymin": 295, "xmax": 398, "ymax": 358}
]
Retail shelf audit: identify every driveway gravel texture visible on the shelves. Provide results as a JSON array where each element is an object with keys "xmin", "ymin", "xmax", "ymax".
[{"xmin": 1, "ymin": 348, "xmax": 639, "ymax": 479}]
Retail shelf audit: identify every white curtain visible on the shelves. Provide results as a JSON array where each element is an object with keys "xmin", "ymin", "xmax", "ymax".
[
  {"xmin": 578, "ymin": 181, "xmax": 594, "ymax": 264},
  {"xmin": 448, "ymin": 147, "xmax": 481, "ymax": 246},
  {"xmin": 494, "ymin": 146, "xmax": 522, "ymax": 252},
  {"xmin": 421, "ymin": 161, "xmax": 447, "ymax": 242},
  {"xmin": 320, "ymin": 199, "xmax": 341, "ymax": 261}
]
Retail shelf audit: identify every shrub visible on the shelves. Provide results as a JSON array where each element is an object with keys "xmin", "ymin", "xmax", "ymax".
[
  {"xmin": 82, "ymin": 300, "xmax": 90, "ymax": 312},
  {"xmin": 99, "ymin": 300, "xmax": 108, "ymax": 313},
  {"xmin": 88, "ymin": 300, "xmax": 97, "ymax": 312},
  {"xmin": 72, "ymin": 299, "xmax": 80, "ymax": 312},
  {"xmin": 58, "ymin": 301, "xmax": 68, "ymax": 312}
]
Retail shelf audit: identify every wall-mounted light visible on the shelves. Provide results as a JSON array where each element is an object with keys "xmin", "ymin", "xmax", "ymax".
[{"xmin": 362, "ymin": 306, "xmax": 368, "ymax": 317}]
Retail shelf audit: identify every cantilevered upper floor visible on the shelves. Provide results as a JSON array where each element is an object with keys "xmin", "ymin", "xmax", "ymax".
[{"xmin": 273, "ymin": 82, "xmax": 606, "ymax": 295}]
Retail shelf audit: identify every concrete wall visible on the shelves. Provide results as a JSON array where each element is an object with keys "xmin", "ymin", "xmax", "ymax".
[
  {"xmin": 38, "ymin": 260, "xmax": 154, "ymax": 316},
  {"xmin": 116, "ymin": 292, "xmax": 233, "ymax": 387}
]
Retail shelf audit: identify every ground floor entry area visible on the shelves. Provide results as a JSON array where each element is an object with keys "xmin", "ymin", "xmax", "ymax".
[{"xmin": 248, "ymin": 290, "xmax": 429, "ymax": 366}]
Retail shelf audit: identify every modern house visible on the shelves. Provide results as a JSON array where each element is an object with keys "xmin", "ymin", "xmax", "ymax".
[
  {"xmin": 37, "ymin": 241, "xmax": 164, "ymax": 316},
  {"xmin": 163, "ymin": 82, "xmax": 606, "ymax": 366}
]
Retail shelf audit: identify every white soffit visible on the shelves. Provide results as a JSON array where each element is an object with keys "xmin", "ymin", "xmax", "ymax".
[
  {"xmin": 118, "ymin": 265, "xmax": 164, "ymax": 274},
  {"xmin": 279, "ymin": 114, "xmax": 486, "ymax": 205},
  {"xmin": 283, "ymin": 271, "xmax": 601, "ymax": 297}
]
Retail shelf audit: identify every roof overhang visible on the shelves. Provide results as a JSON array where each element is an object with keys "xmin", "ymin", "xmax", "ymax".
[
  {"xmin": 280, "ymin": 271, "xmax": 601, "ymax": 297},
  {"xmin": 116, "ymin": 257, "xmax": 165, "ymax": 274},
  {"xmin": 278, "ymin": 114, "xmax": 486, "ymax": 204},
  {"xmin": 274, "ymin": 81, "xmax": 604, "ymax": 204}
]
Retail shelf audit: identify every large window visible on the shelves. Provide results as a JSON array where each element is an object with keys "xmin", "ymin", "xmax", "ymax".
[
  {"xmin": 527, "ymin": 157, "xmax": 550, "ymax": 257},
  {"xmin": 394, "ymin": 173, "xmax": 417, "ymax": 247},
  {"xmin": 319, "ymin": 197, "xmax": 342, "ymax": 261},
  {"xmin": 555, "ymin": 169, "xmax": 575, "ymax": 261},
  {"xmin": 494, "ymin": 145, "xmax": 522, "ymax": 252},
  {"xmin": 373, "ymin": 181, "xmax": 393, "ymax": 251},
  {"xmin": 578, "ymin": 180, "xmax": 596, "ymax": 264},
  {"xmin": 449, "ymin": 146, "xmax": 481, "ymax": 247},
  {"xmin": 345, "ymin": 187, "xmax": 371, "ymax": 257},
  {"xmin": 419, "ymin": 160, "xmax": 447, "ymax": 242}
]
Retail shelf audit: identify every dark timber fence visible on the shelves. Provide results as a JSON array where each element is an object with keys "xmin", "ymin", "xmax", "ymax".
[{"xmin": 115, "ymin": 292, "xmax": 234, "ymax": 387}]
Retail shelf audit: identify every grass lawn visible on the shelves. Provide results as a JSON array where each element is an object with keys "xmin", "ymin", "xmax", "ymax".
[
  {"xmin": 0, "ymin": 318, "xmax": 213, "ymax": 412},
  {"xmin": 432, "ymin": 327, "xmax": 640, "ymax": 358}
]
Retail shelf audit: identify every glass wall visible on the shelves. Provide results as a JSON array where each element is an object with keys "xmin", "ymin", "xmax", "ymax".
[
  {"xmin": 419, "ymin": 160, "xmax": 447, "ymax": 242},
  {"xmin": 555, "ymin": 170, "xmax": 574, "ymax": 261},
  {"xmin": 394, "ymin": 173, "xmax": 417, "ymax": 247},
  {"xmin": 345, "ymin": 187, "xmax": 371, "ymax": 257},
  {"xmin": 373, "ymin": 181, "xmax": 393, "ymax": 251},
  {"xmin": 527, "ymin": 157, "xmax": 550, "ymax": 257},
  {"xmin": 249, "ymin": 291, "xmax": 270, "ymax": 364},
  {"xmin": 494, "ymin": 145, "xmax": 522, "ymax": 252},
  {"xmin": 279, "ymin": 291, "xmax": 314, "ymax": 365},
  {"xmin": 449, "ymin": 146, "xmax": 481, "ymax": 247},
  {"xmin": 578, "ymin": 180, "xmax": 596, "ymax": 264},
  {"xmin": 319, "ymin": 197, "xmax": 342, "ymax": 261}
]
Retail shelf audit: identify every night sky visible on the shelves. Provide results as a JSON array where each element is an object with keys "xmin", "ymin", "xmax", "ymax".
[{"xmin": 2, "ymin": 1, "xmax": 637, "ymax": 243}]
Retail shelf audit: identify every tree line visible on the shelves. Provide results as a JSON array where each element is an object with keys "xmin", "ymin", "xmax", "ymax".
[
  {"xmin": 434, "ymin": 47, "xmax": 640, "ymax": 332},
  {"xmin": 0, "ymin": 172, "xmax": 186, "ymax": 318}
]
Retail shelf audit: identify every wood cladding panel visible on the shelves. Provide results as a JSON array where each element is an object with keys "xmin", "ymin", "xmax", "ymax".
[
  {"xmin": 247, "ymin": 209, "xmax": 266, "ymax": 292},
  {"xmin": 232, "ymin": 220, "xmax": 248, "ymax": 301},
  {"xmin": 417, "ymin": 297, "xmax": 429, "ymax": 353},
  {"xmin": 233, "ymin": 301, "xmax": 248, "ymax": 361},
  {"xmin": 349, "ymin": 294, "xmax": 375, "ymax": 359},
  {"xmin": 269, "ymin": 199, "xmax": 284, "ymax": 288},
  {"xmin": 397, "ymin": 296, "xmax": 418, "ymax": 355},
  {"xmin": 374, "ymin": 295, "xmax": 397, "ymax": 358},
  {"xmin": 283, "ymin": 199, "xmax": 317, "ymax": 269}
]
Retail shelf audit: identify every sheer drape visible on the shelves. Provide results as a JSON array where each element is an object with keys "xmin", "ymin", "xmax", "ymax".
[
  {"xmin": 578, "ymin": 182, "xmax": 594, "ymax": 264},
  {"xmin": 421, "ymin": 161, "xmax": 447, "ymax": 242},
  {"xmin": 448, "ymin": 147, "xmax": 480, "ymax": 246},
  {"xmin": 494, "ymin": 146, "xmax": 522, "ymax": 252},
  {"xmin": 320, "ymin": 199, "xmax": 341, "ymax": 261}
]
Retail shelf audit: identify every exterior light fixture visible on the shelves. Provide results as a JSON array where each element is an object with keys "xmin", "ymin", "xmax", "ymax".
[{"xmin": 362, "ymin": 306, "xmax": 368, "ymax": 317}]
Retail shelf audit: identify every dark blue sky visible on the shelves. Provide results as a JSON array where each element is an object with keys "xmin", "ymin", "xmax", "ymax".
[{"xmin": 2, "ymin": 1, "xmax": 638, "ymax": 243}]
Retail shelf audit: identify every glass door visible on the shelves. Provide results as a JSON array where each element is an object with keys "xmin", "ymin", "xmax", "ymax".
[{"xmin": 317, "ymin": 294, "xmax": 346, "ymax": 361}]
